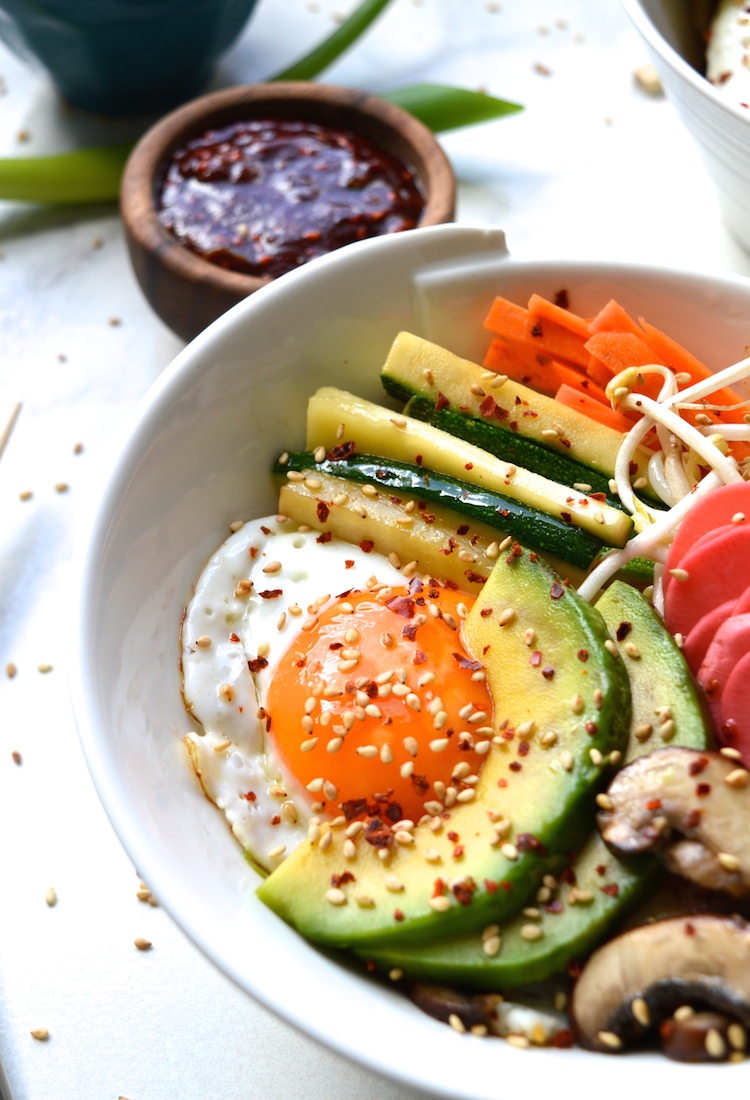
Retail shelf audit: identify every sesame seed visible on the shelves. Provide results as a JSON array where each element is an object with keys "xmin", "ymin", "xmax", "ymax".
[
  {"xmin": 520, "ymin": 924, "xmax": 543, "ymax": 941},
  {"xmin": 327, "ymin": 736, "xmax": 344, "ymax": 754},
  {"xmin": 326, "ymin": 888, "xmax": 347, "ymax": 906},
  {"xmin": 456, "ymin": 789, "xmax": 476, "ymax": 803},
  {"xmin": 523, "ymin": 628, "xmax": 536, "ymax": 646},
  {"xmin": 38, "ymin": 663, "xmax": 53, "ymax": 674},
  {"xmin": 134, "ymin": 937, "xmax": 152, "ymax": 951},
  {"xmin": 213, "ymin": 738, "xmax": 232, "ymax": 752},
  {"xmin": 559, "ymin": 750, "xmax": 574, "ymax": 772},
  {"xmin": 624, "ymin": 642, "xmax": 641, "ymax": 659},
  {"xmin": 589, "ymin": 748, "xmax": 603, "ymax": 766},
  {"xmin": 631, "ymin": 997, "xmax": 650, "ymax": 1027},
  {"xmin": 388, "ymin": 552, "xmax": 402, "ymax": 569},
  {"xmin": 604, "ymin": 639, "xmax": 619, "ymax": 658},
  {"xmin": 569, "ymin": 693, "xmax": 584, "ymax": 714},
  {"xmin": 673, "ymin": 1005, "xmax": 694, "ymax": 1021},
  {"xmin": 732, "ymin": 512, "xmax": 746, "ymax": 524},
  {"xmin": 281, "ymin": 801, "xmax": 298, "ymax": 824},
  {"xmin": 448, "ymin": 1013, "xmax": 466, "ymax": 1034},
  {"xmin": 634, "ymin": 723, "xmax": 652, "ymax": 742},
  {"xmin": 430, "ymin": 738, "xmax": 449, "ymax": 752},
  {"xmin": 30, "ymin": 1029, "xmax": 49, "ymax": 1041},
  {"xmin": 728, "ymin": 1023, "xmax": 747, "ymax": 1050},
  {"xmin": 336, "ymin": 422, "xmax": 345, "ymax": 439},
  {"xmin": 257, "ymin": 640, "xmax": 270, "ymax": 659},
  {"xmin": 540, "ymin": 731, "xmax": 558, "ymax": 747},
  {"xmin": 609, "ymin": 750, "xmax": 622, "ymax": 765},
  {"xmin": 400, "ymin": 761, "xmax": 415, "ymax": 780},
  {"xmin": 491, "ymin": 373, "xmax": 508, "ymax": 389},
  {"xmin": 262, "ymin": 561, "xmax": 282, "ymax": 574},
  {"xmin": 660, "ymin": 719, "xmax": 675, "ymax": 742},
  {"xmin": 721, "ymin": 747, "xmax": 744, "ymax": 761},
  {"xmin": 486, "ymin": 541, "xmax": 500, "ymax": 560},
  {"xmin": 596, "ymin": 793, "xmax": 613, "ymax": 810},
  {"xmin": 45, "ymin": 887, "xmax": 57, "ymax": 907},
  {"xmin": 573, "ymin": 483, "xmax": 592, "ymax": 492},
  {"xmin": 442, "ymin": 613, "xmax": 457, "ymax": 631},
  {"xmin": 323, "ymin": 781, "xmax": 338, "ymax": 801},
  {"xmin": 6, "ymin": 662, "xmax": 16, "ymax": 678},
  {"xmin": 516, "ymin": 719, "xmax": 535, "ymax": 738},
  {"xmin": 458, "ymin": 549, "xmax": 476, "ymax": 563},
  {"xmin": 395, "ymin": 830, "xmax": 414, "ymax": 846},
  {"xmin": 706, "ymin": 1028, "xmax": 727, "ymax": 1059},
  {"xmin": 319, "ymin": 829, "xmax": 333, "ymax": 851},
  {"xmin": 429, "ymin": 895, "xmax": 451, "ymax": 912},
  {"xmin": 385, "ymin": 875, "xmax": 404, "ymax": 892},
  {"xmin": 725, "ymin": 768, "xmax": 749, "ymax": 788},
  {"xmin": 423, "ymin": 368, "xmax": 434, "ymax": 384},
  {"xmin": 501, "ymin": 843, "xmax": 518, "ymax": 861},
  {"xmin": 195, "ymin": 635, "xmax": 212, "ymax": 648},
  {"xmin": 470, "ymin": 383, "xmax": 486, "ymax": 397},
  {"xmin": 308, "ymin": 824, "xmax": 321, "ymax": 845},
  {"xmin": 390, "ymin": 415, "xmax": 407, "ymax": 429},
  {"xmin": 304, "ymin": 478, "xmax": 322, "ymax": 492},
  {"xmin": 498, "ymin": 607, "xmax": 515, "ymax": 626},
  {"xmin": 357, "ymin": 745, "xmax": 378, "ymax": 759},
  {"xmin": 268, "ymin": 844, "xmax": 286, "ymax": 859},
  {"xmin": 338, "ymin": 658, "xmax": 359, "ymax": 672},
  {"xmin": 433, "ymin": 711, "xmax": 449, "ymax": 730},
  {"xmin": 597, "ymin": 1031, "xmax": 622, "ymax": 1050},
  {"xmin": 718, "ymin": 852, "xmax": 740, "ymax": 872},
  {"xmin": 343, "ymin": 838, "xmax": 357, "ymax": 860},
  {"xmin": 669, "ymin": 567, "xmax": 689, "ymax": 583},
  {"xmin": 506, "ymin": 1034, "xmax": 530, "ymax": 1050},
  {"xmin": 540, "ymin": 428, "xmax": 559, "ymax": 441},
  {"xmin": 380, "ymin": 744, "xmax": 394, "ymax": 764},
  {"xmin": 483, "ymin": 934, "xmax": 501, "ymax": 957},
  {"xmin": 471, "ymin": 670, "xmax": 486, "ymax": 682},
  {"xmin": 423, "ymin": 847, "xmax": 441, "ymax": 863}
]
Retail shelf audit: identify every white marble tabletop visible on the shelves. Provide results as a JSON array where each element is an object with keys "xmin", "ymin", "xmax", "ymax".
[{"xmin": 1, "ymin": 1, "xmax": 749, "ymax": 1098}]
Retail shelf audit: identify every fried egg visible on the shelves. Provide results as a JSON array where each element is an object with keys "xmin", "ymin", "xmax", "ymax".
[{"xmin": 182, "ymin": 515, "xmax": 493, "ymax": 870}]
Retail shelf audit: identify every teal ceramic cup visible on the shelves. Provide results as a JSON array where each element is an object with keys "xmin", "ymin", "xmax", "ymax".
[{"xmin": 0, "ymin": 0, "xmax": 261, "ymax": 114}]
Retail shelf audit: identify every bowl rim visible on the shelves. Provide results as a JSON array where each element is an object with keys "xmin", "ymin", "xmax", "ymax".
[
  {"xmin": 120, "ymin": 79, "xmax": 457, "ymax": 300},
  {"xmin": 621, "ymin": 0, "xmax": 750, "ymax": 128},
  {"xmin": 71, "ymin": 222, "xmax": 750, "ymax": 1099}
]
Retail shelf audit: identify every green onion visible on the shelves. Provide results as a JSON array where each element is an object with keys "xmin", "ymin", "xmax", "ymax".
[
  {"xmin": 0, "ymin": 143, "xmax": 132, "ymax": 204},
  {"xmin": 383, "ymin": 83, "xmax": 522, "ymax": 132},
  {"xmin": 270, "ymin": 0, "xmax": 393, "ymax": 82}
]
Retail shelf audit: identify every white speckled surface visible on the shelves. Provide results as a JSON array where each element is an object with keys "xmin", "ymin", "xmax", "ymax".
[{"xmin": 1, "ymin": 2, "xmax": 749, "ymax": 1098}]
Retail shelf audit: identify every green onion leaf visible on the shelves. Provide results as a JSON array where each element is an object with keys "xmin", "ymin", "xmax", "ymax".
[
  {"xmin": 270, "ymin": 0, "xmax": 394, "ymax": 82},
  {"xmin": 383, "ymin": 83, "xmax": 523, "ymax": 132},
  {"xmin": 0, "ymin": 143, "xmax": 132, "ymax": 204}
]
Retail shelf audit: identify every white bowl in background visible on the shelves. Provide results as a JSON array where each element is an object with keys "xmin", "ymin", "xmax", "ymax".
[
  {"xmin": 622, "ymin": 0, "xmax": 750, "ymax": 254},
  {"xmin": 71, "ymin": 223, "xmax": 750, "ymax": 1100}
]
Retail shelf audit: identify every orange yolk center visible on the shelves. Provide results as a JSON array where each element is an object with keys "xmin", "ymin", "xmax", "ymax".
[{"xmin": 265, "ymin": 579, "xmax": 493, "ymax": 823}]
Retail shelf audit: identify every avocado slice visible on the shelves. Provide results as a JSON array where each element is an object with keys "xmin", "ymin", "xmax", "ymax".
[
  {"xmin": 360, "ymin": 582, "xmax": 709, "ymax": 985},
  {"xmin": 256, "ymin": 546, "xmax": 630, "ymax": 950}
]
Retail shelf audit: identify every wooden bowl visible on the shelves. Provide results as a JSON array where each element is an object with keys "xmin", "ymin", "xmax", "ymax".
[{"xmin": 120, "ymin": 82, "xmax": 456, "ymax": 342}]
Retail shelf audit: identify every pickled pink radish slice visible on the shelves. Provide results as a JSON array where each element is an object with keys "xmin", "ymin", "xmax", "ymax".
[
  {"xmin": 663, "ymin": 482, "xmax": 750, "ymax": 600},
  {"xmin": 697, "ymin": 613, "xmax": 750, "ymax": 732},
  {"xmin": 682, "ymin": 597, "xmax": 738, "ymax": 676},
  {"xmin": 718, "ymin": 648, "xmax": 750, "ymax": 765},
  {"xmin": 663, "ymin": 525, "xmax": 750, "ymax": 638}
]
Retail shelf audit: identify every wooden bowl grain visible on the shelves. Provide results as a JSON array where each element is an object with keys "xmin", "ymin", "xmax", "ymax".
[{"xmin": 120, "ymin": 82, "xmax": 456, "ymax": 343}]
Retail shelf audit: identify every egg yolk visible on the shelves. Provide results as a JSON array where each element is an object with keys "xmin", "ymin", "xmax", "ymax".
[{"xmin": 265, "ymin": 578, "xmax": 493, "ymax": 823}]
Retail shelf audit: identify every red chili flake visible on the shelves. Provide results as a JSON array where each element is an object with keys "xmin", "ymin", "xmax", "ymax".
[
  {"xmin": 514, "ymin": 395, "xmax": 522, "ymax": 406},
  {"xmin": 316, "ymin": 531, "xmax": 332, "ymax": 544},
  {"xmin": 629, "ymin": 461, "xmax": 638, "ymax": 476},
  {"xmin": 362, "ymin": 817, "xmax": 394, "ymax": 848},
  {"xmin": 345, "ymin": 559, "xmax": 355, "ymax": 569},
  {"xmin": 561, "ymin": 866, "xmax": 577, "ymax": 885},
  {"xmin": 329, "ymin": 641, "xmax": 344, "ymax": 650},
  {"xmin": 516, "ymin": 833, "xmax": 546, "ymax": 854},
  {"xmin": 509, "ymin": 421, "xmax": 518, "ymax": 432},
  {"xmin": 464, "ymin": 462, "xmax": 474, "ymax": 470},
  {"xmin": 447, "ymin": 830, "xmax": 459, "ymax": 842},
  {"xmin": 242, "ymin": 791, "xmax": 257, "ymax": 802},
  {"xmin": 331, "ymin": 871, "xmax": 355, "ymax": 888},
  {"xmin": 500, "ymin": 880, "xmax": 513, "ymax": 891},
  {"xmin": 260, "ymin": 525, "xmax": 271, "ymax": 535},
  {"xmin": 401, "ymin": 622, "xmax": 418, "ymax": 641},
  {"xmin": 506, "ymin": 541, "xmax": 523, "ymax": 564},
  {"xmin": 688, "ymin": 755, "xmax": 709, "ymax": 776},
  {"xmin": 387, "ymin": 595, "xmax": 415, "ymax": 619},
  {"xmin": 695, "ymin": 782, "xmax": 711, "ymax": 797},
  {"xmin": 518, "ymin": 741, "xmax": 530, "ymax": 756},
  {"xmin": 259, "ymin": 588, "xmax": 283, "ymax": 599},
  {"xmin": 266, "ymin": 714, "xmax": 272, "ymax": 732},
  {"xmin": 445, "ymin": 578, "xmax": 458, "ymax": 590},
  {"xmin": 585, "ymin": 722, "xmax": 598, "ymax": 737},
  {"xmin": 560, "ymin": 511, "xmax": 573, "ymax": 525},
  {"xmin": 415, "ymin": 454, "xmax": 423, "ymax": 466},
  {"xmin": 484, "ymin": 879, "xmax": 498, "ymax": 894},
  {"xmin": 412, "ymin": 650, "xmax": 427, "ymax": 665},
  {"xmin": 577, "ymin": 648, "xmax": 589, "ymax": 661},
  {"xmin": 316, "ymin": 500, "xmax": 330, "ymax": 523},
  {"xmin": 327, "ymin": 440, "xmax": 355, "ymax": 461},
  {"xmin": 452, "ymin": 845, "xmax": 465, "ymax": 860},
  {"xmin": 553, "ymin": 289, "xmax": 569, "ymax": 309},
  {"xmin": 683, "ymin": 808, "xmax": 702, "ymax": 829},
  {"xmin": 552, "ymin": 1029, "xmax": 575, "ymax": 1049},
  {"xmin": 452, "ymin": 652, "xmax": 483, "ymax": 671},
  {"xmin": 359, "ymin": 540, "xmax": 374, "ymax": 553},
  {"xmin": 456, "ymin": 524, "xmax": 470, "ymax": 536},
  {"xmin": 394, "ymin": 909, "xmax": 405, "ymax": 922},
  {"xmin": 229, "ymin": 632, "xmax": 240, "ymax": 643},
  {"xmin": 432, "ymin": 878, "xmax": 446, "ymax": 899},
  {"xmin": 410, "ymin": 773, "xmax": 429, "ymax": 795},
  {"xmin": 531, "ymin": 322, "xmax": 543, "ymax": 337},
  {"xmin": 497, "ymin": 778, "xmax": 508, "ymax": 788},
  {"xmin": 452, "ymin": 879, "xmax": 475, "ymax": 905},
  {"xmin": 479, "ymin": 395, "xmax": 497, "ymax": 419},
  {"xmin": 645, "ymin": 798, "xmax": 662, "ymax": 811},
  {"xmin": 365, "ymin": 959, "xmax": 377, "ymax": 972},
  {"xmin": 249, "ymin": 546, "xmax": 258, "ymax": 558},
  {"xmin": 480, "ymin": 607, "xmax": 493, "ymax": 618},
  {"xmin": 596, "ymin": 864, "xmax": 606, "ymax": 876},
  {"xmin": 271, "ymin": 814, "xmax": 281, "ymax": 825},
  {"xmin": 616, "ymin": 621, "xmax": 632, "ymax": 641},
  {"xmin": 529, "ymin": 650, "xmax": 542, "ymax": 667},
  {"xmin": 550, "ymin": 581, "xmax": 565, "ymax": 599},
  {"xmin": 567, "ymin": 959, "xmax": 582, "ymax": 978},
  {"xmin": 684, "ymin": 921, "xmax": 695, "ymax": 936},
  {"xmin": 542, "ymin": 666, "xmax": 555, "ymax": 680},
  {"xmin": 435, "ymin": 391, "xmax": 449, "ymax": 411},
  {"xmin": 509, "ymin": 761, "xmax": 522, "ymax": 772},
  {"xmin": 248, "ymin": 656, "xmax": 269, "ymax": 673},
  {"xmin": 545, "ymin": 899, "xmax": 564, "ymax": 914}
]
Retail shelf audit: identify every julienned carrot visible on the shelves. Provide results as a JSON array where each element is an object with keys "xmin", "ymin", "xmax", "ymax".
[
  {"xmin": 484, "ymin": 295, "xmax": 591, "ymax": 370},
  {"xmin": 555, "ymin": 384, "xmax": 641, "ymax": 435},
  {"xmin": 585, "ymin": 355, "xmax": 616, "ymax": 391},
  {"xmin": 638, "ymin": 318, "xmax": 749, "ymax": 416},
  {"xmin": 527, "ymin": 293, "xmax": 591, "ymax": 340},
  {"xmin": 483, "ymin": 338, "xmax": 609, "ymax": 401},
  {"xmin": 587, "ymin": 299, "xmax": 643, "ymax": 337},
  {"xmin": 585, "ymin": 331, "xmax": 665, "ymax": 374}
]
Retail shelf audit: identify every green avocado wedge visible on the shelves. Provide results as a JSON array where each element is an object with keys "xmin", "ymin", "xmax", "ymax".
[
  {"xmin": 359, "ymin": 582, "xmax": 709, "ymax": 987},
  {"xmin": 256, "ymin": 547, "xmax": 630, "ymax": 950}
]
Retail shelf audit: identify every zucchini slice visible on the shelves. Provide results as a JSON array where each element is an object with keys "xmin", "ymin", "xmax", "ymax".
[
  {"xmin": 277, "ymin": 451, "xmax": 602, "ymax": 570},
  {"xmin": 306, "ymin": 387, "xmax": 634, "ymax": 548}
]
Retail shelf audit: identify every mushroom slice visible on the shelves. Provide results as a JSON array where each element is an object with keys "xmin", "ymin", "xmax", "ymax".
[
  {"xmin": 570, "ymin": 914, "xmax": 750, "ymax": 1052},
  {"xmin": 597, "ymin": 746, "xmax": 750, "ymax": 896}
]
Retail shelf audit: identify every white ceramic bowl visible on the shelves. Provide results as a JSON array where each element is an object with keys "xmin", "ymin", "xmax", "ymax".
[
  {"xmin": 622, "ymin": 0, "xmax": 750, "ymax": 254},
  {"xmin": 72, "ymin": 223, "xmax": 750, "ymax": 1100}
]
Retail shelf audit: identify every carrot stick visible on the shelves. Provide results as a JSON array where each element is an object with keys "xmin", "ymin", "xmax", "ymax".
[
  {"xmin": 484, "ymin": 295, "xmax": 591, "ymax": 369},
  {"xmin": 484, "ymin": 339, "xmax": 609, "ymax": 401},
  {"xmin": 587, "ymin": 299, "xmax": 643, "ymax": 337},
  {"xmin": 555, "ymin": 384, "xmax": 637, "ymax": 434},
  {"xmin": 527, "ymin": 293, "xmax": 591, "ymax": 340}
]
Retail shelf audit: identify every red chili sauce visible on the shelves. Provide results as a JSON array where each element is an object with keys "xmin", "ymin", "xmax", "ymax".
[{"xmin": 158, "ymin": 118, "xmax": 426, "ymax": 278}]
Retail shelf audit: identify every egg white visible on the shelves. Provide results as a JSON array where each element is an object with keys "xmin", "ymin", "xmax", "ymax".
[
  {"xmin": 706, "ymin": 0, "xmax": 750, "ymax": 106},
  {"xmin": 181, "ymin": 515, "xmax": 404, "ymax": 869}
]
